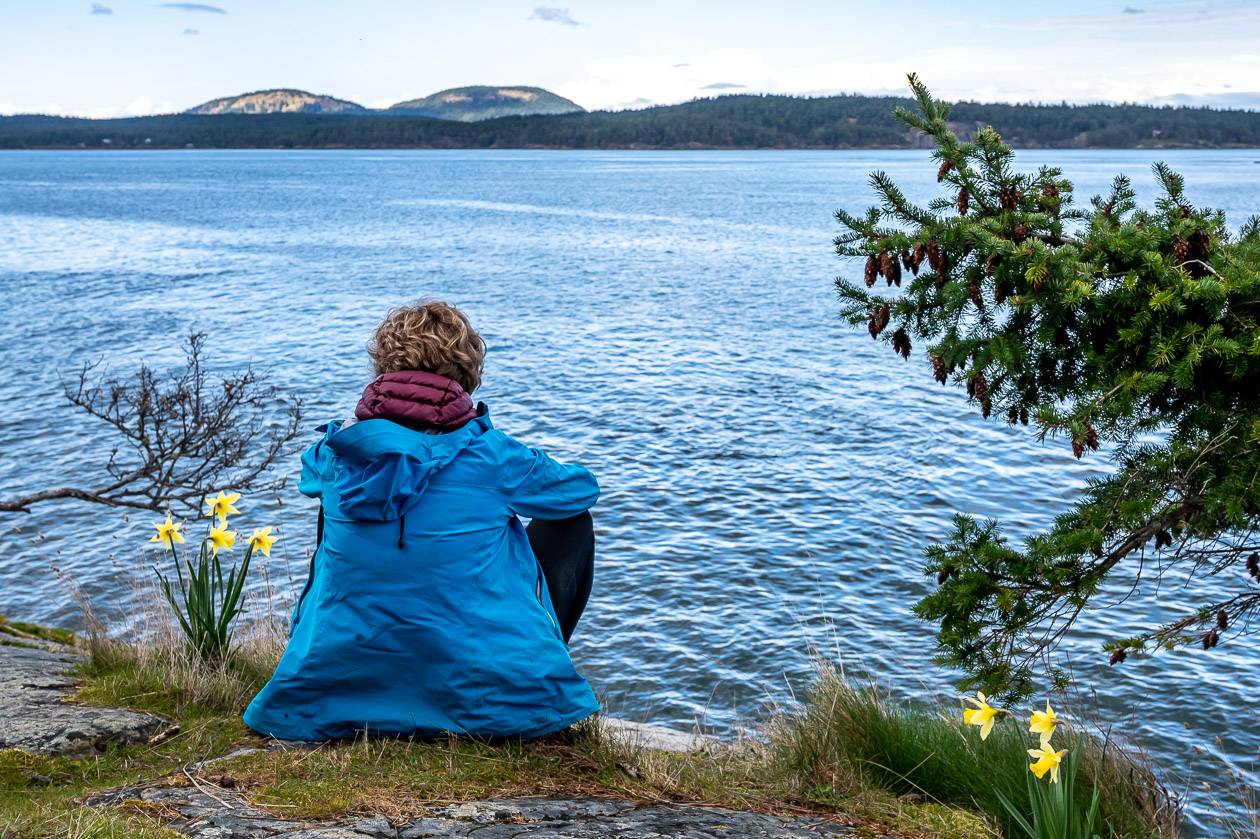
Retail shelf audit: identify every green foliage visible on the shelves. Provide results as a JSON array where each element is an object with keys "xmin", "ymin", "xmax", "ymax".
[
  {"xmin": 997, "ymin": 748, "xmax": 1101, "ymax": 839},
  {"xmin": 835, "ymin": 74, "xmax": 1260, "ymax": 699},
  {"xmin": 768, "ymin": 664, "xmax": 1172, "ymax": 836},
  {"xmin": 154, "ymin": 537, "xmax": 254, "ymax": 661},
  {"xmin": 0, "ymin": 615, "xmax": 75, "ymax": 646},
  {"xmin": 4, "ymin": 92, "xmax": 1260, "ymax": 148}
]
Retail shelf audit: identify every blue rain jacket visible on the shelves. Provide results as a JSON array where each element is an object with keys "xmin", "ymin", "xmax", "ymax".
[{"xmin": 243, "ymin": 410, "xmax": 601, "ymax": 740}]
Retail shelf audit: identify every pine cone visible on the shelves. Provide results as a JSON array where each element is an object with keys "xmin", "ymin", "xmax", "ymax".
[
  {"xmin": 1072, "ymin": 439, "xmax": 1085, "ymax": 459},
  {"xmin": 1033, "ymin": 275, "xmax": 1046, "ymax": 293},
  {"xmin": 957, "ymin": 187, "xmax": 969, "ymax": 216},
  {"xmin": 1007, "ymin": 407, "xmax": 1018, "ymax": 424},
  {"xmin": 911, "ymin": 242, "xmax": 926, "ymax": 275},
  {"xmin": 984, "ymin": 253, "xmax": 1001, "ymax": 276},
  {"xmin": 900, "ymin": 249, "xmax": 913, "ymax": 272},
  {"xmin": 1248, "ymin": 552, "xmax": 1260, "ymax": 581},
  {"xmin": 868, "ymin": 304, "xmax": 890, "ymax": 339},
  {"xmin": 1217, "ymin": 610, "xmax": 1229, "ymax": 631},
  {"xmin": 936, "ymin": 568, "xmax": 951, "ymax": 585},
  {"xmin": 1019, "ymin": 408, "xmax": 1029, "ymax": 425},
  {"xmin": 937, "ymin": 160, "xmax": 952, "ymax": 182},
  {"xmin": 1188, "ymin": 230, "xmax": 1211, "ymax": 261},
  {"xmin": 1109, "ymin": 648, "xmax": 1127, "ymax": 666},
  {"xmin": 982, "ymin": 400, "xmax": 992, "ymax": 419},
  {"xmin": 880, "ymin": 251, "xmax": 901, "ymax": 287},
  {"xmin": 994, "ymin": 280, "xmax": 1007, "ymax": 306},
  {"xmin": 864, "ymin": 255, "xmax": 877, "ymax": 288},
  {"xmin": 1012, "ymin": 221, "xmax": 1027, "ymax": 243},
  {"xmin": 1172, "ymin": 237, "xmax": 1189, "ymax": 263},
  {"xmin": 926, "ymin": 240, "xmax": 941, "ymax": 272},
  {"xmin": 968, "ymin": 281, "xmax": 983, "ymax": 309},
  {"xmin": 891, "ymin": 328, "xmax": 911, "ymax": 360},
  {"xmin": 1203, "ymin": 629, "xmax": 1219, "ymax": 650},
  {"xmin": 1179, "ymin": 205, "xmax": 1192, "ymax": 219},
  {"xmin": 973, "ymin": 373, "xmax": 988, "ymax": 403},
  {"xmin": 1085, "ymin": 425, "xmax": 1099, "ymax": 451},
  {"xmin": 931, "ymin": 355, "xmax": 947, "ymax": 384},
  {"xmin": 1042, "ymin": 183, "xmax": 1059, "ymax": 199}
]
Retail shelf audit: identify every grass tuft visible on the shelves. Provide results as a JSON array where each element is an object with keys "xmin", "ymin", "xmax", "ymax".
[
  {"xmin": 0, "ymin": 614, "xmax": 76, "ymax": 646},
  {"xmin": 766, "ymin": 661, "xmax": 1179, "ymax": 837}
]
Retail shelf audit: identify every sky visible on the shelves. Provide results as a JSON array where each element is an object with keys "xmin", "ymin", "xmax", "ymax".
[{"xmin": 2, "ymin": 0, "xmax": 1260, "ymax": 117}]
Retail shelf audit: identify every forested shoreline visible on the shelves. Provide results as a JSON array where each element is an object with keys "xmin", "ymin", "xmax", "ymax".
[{"xmin": 3, "ymin": 92, "xmax": 1260, "ymax": 149}]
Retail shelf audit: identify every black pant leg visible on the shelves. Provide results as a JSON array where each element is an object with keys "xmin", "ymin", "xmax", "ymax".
[{"xmin": 525, "ymin": 511, "xmax": 594, "ymax": 644}]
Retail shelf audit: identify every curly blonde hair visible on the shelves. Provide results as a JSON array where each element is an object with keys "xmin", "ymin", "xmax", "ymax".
[{"xmin": 366, "ymin": 301, "xmax": 486, "ymax": 394}]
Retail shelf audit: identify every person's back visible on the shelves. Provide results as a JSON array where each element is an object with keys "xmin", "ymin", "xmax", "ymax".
[{"xmin": 244, "ymin": 302, "xmax": 600, "ymax": 740}]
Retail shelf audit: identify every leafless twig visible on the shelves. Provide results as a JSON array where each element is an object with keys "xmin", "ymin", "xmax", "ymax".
[{"xmin": 0, "ymin": 333, "xmax": 302, "ymax": 515}]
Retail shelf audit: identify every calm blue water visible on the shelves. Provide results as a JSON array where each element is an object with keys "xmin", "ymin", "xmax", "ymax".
[{"xmin": 0, "ymin": 149, "xmax": 1256, "ymax": 831}]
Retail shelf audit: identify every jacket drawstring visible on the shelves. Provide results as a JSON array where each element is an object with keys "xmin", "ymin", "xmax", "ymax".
[{"xmin": 398, "ymin": 513, "xmax": 406, "ymax": 549}]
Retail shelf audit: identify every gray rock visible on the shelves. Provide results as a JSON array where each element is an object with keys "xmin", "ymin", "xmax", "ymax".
[
  {"xmin": 96, "ymin": 788, "xmax": 866, "ymax": 838},
  {"xmin": 186, "ymin": 746, "xmax": 269, "ymax": 773},
  {"xmin": 599, "ymin": 717, "xmax": 717, "ymax": 753},
  {"xmin": 0, "ymin": 642, "xmax": 175, "ymax": 757},
  {"xmin": 406, "ymin": 797, "xmax": 855, "ymax": 838},
  {"xmin": 345, "ymin": 815, "xmax": 397, "ymax": 837}
]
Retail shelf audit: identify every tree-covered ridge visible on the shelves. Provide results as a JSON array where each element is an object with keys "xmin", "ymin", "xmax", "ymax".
[
  {"xmin": 4, "ymin": 92, "xmax": 1260, "ymax": 149},
  {"xmin": 387, "ymin": 86, "xmax": 584, "ymax": 121},
  {"xmin": 834, "ymin": 75, "xmax": 1260, "ymax": 699},
  {"xmin": 185, "ymin": 88, "xmax": 367, "ymax": 115}
]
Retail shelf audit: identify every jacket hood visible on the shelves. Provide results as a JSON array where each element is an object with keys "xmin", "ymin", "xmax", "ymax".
[{"xmin": 324, "ymin": 412, "xmax": 492, "ymax": 521}]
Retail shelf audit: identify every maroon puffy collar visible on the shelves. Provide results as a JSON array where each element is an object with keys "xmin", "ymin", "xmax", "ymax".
[{"xmin": 354, "ymin": 370, "xmax": 477, "ymax": 432}]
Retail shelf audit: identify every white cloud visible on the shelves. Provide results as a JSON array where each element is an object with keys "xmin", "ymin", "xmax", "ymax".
[
  {"xmin": 554, "ymin": 36, "xmax": 1260, "ymax": 112},
  {"xmin": 124, "ymin": 96, "xmax": 178, "ymax": 116},
  {"xmin": 0, "ymin": 100, "xmax": 66, "ymax": 116},
  {"xmin": 529, "ymin": 6, "xmax": 579, "ymax": 26},
  {"xmin": 159, "ymin": 3, "xmax": 227, "ymax": 13},
  {"xmin": 11, "ymin": 96, "xmax": 182, "ymax": 118},
  {"xmin": 556, "ymin": 49, "xmax": 774, "ymax": 110}
]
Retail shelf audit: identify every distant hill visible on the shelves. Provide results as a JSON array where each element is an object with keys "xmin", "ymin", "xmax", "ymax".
[
  {"xmin": 387, "ymin": 86, "xmax": 584, "ymax": 121},
  {"xmin": 186, "ymin": 88, "xmax": 366, "ymax": 115},
  {"xmin": 6, "ymin": 93, "xmax": 1260, "ymax": 149}
]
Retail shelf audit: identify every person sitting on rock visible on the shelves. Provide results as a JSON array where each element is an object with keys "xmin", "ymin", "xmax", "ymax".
[{"xmin": 244, "ymin": 300, "xmax": 599, "ymax": 740}]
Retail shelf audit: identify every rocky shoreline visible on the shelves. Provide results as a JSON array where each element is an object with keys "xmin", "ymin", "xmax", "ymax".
[{"xmin": 0, "ymin": 641, "xmax": 892, "ymax": 838}]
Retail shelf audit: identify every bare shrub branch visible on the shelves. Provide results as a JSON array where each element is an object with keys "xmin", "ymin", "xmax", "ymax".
[{"xmin": 0, "ymin": 333, "xmax": 302, "ymax": 515}]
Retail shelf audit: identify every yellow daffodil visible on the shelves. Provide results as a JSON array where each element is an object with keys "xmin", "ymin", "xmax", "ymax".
[
  {"xmin": 1028, "ymin": 742, "xmax": 1068, "ymax": 783},
  {"xmin": 247, "ymin": 526, "xmax": 277, "ymax": 557},
  {"xmin": 1029, "ymin": 700, "xmax": 1059, "ymax": 742},
  {"xmin": 207, "ymin": 526, "xmax": 236, "ymax": 555},
  {"xmin": 963, "ymin": 691, "xmax": 1004, "ymax": 740},
  {"xmin": 204, "ymin": 490, "xmax": 241, "ymax": 526},
  {"xmin": 148, "ymin": 514, "xmax": 185, "ymax": 549}
]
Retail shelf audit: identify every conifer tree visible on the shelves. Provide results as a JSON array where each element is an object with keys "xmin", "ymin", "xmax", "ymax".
[{"xmin": 835, "ymin": 74, "xmax": 1260, "ymax": 698}]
